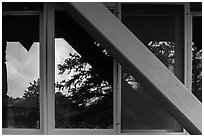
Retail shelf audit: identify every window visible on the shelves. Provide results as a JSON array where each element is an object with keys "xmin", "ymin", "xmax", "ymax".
[
  {"xmin": 2, "ymin": 2, "xmax": 201, "ymax": 135},
  {"xmin": 54, "ymin": 11, "xmax": 114, "ymax": 129},
  {"xmin": 2, "ymin": 15, "xmax": 40, "ymax": 129},
  {"xmin": 120, "ymin": 4, "xmax": 184, "ymax": 133}
]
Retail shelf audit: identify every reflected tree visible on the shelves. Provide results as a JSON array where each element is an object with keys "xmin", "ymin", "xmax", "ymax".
[
  {"xmin": 23, "ymin": 79, "xmax": 39, "ymax": 101},
  {"xmin": 124, "ymin": 41, "xmax": 175, "ymax": 92},
  {"xmin": 147, "ymin": 41, "xmax": 175, "ymax": 70},
  {"xmin": 192, "ymin": 44, "xmax": 202, "ymax": 102},
  {"xmin": 55, "ymin": 51, "xmax": 113, "ymax": 128},
  {"xmin": 6, "ymin": 79, "xmax": 40, "ymax": 128},
  {"xmin": 56, "ymin": 53, "xmax": 112, "ymax": 107},
  {"xmin": 14, "ymin": 79, "xmax": 40, "ymax": 128}
]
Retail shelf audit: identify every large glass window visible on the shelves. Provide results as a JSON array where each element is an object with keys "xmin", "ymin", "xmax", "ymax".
[
  {"xmin": 54, "ymin": 11, "xmax": 114, "ymax": 129},
  {"xmin": 120, "ymin": 4, "xmax": 184, "ymax": 132},
  {"xmin": 2, "ymin": 15, "xmax": 40, "ymax": 128},
  {"xmin": 3, "ymin": 2, "xmax": 199, "ymax": 135}
]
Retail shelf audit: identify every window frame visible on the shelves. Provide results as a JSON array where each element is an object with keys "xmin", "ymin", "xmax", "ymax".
[
  {"xmin": 46, "ymin": 3, "xmax": 117, "ymax": 135},
  {"xmin": 184, "ymin": 3, "xmax": 202, "ymax": 95},
  {"xmin": 2, "ymin": 10, "xmax": 45, "ymax": 135},
  {"xmin": 189, "ymin": 9, "xmax": 202, "ymax": 90},
  {"xmin": 117, "ymin": 2, "xmax": 190, "ymax": 135}
]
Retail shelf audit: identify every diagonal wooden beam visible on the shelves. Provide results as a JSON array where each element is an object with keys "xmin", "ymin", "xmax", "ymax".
[{"xmin": 59, "ymin": 2, "xmax": 202, "ymax": 134}]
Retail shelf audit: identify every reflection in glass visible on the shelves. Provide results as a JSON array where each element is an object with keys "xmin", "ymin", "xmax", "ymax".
[
  {"xmin": 192, "ymin": 16, "xmax": 202, "ymax": 102},
  {"xmin": 121, "ymin": 41, "xmax": 181, "ymax": 131},
  {"xmin": 55, "ymin": 11, "xmax": 113, "ymax": 129},
  {"xmin": 3, "ymin": 42, "xmax": 40, "ymax": 128},
  {"xmin": 121, "ymin": 4, "xmax": 183, "ymax": 131},
  {"xmin": 2, "ymin": 15, "xmax": 40, "ymax": 128}
]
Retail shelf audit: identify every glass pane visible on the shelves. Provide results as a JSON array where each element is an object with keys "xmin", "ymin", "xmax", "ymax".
[
  {"xmin": 192, "ymin": 16, "xmax": 202, "ymax": 102},
  {"xmin": 2, "ymin": 15, "xmax": 40, "ymax": 128},
  {"xmin": 55, "ymin": 11, "xmax": 113, "ymax": 129},
  {"xmin": 121, "ymin": 68, "xmax": 181, "ymax": 131},
  {"xmin": 121, "ymin": 4, "xmax": 183, "ymax": 131}
]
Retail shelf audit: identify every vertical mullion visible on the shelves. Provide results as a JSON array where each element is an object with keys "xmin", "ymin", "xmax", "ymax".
[
  {"xmin": 113, "ymin": 59, "xmax": 118, "ymax": 134},
  {"xmin": 46, "ymin": 3, "xmax": 55, "ymax": 134},
  {"xmin": 184, "ymin": 3, "xmax": 192, "ymax": 91},
  {"xmin": 117, "ymin": 63, "xmax": 122, "ymax": 134},
  {"xmin": 40, "ymin": 3, "xmax": 48, "ymax": 135},
  {"xmin": 116, "ymin": 2, "xmax": 122, "ymax": 135},
  {"xmin": 183, "ymin": 3, "xmax": 191, "ymax": 135}
]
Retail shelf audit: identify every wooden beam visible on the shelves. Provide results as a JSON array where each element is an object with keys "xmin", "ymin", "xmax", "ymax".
[{"xmin": 59, "ymin": 2, "xmax": 202, "ymax": 134}]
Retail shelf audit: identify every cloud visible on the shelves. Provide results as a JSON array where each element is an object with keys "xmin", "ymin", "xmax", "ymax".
[
  {"xmin": 7, "ymin": 71, "xmax": 32, "ymax": 98},
  {"xmin": 6, "ymin": 42, "xmax": 39, "ymax": 98},
  {"xmin": 21, "ymin": 42, "xmax": 39, "ymax": 79}
]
